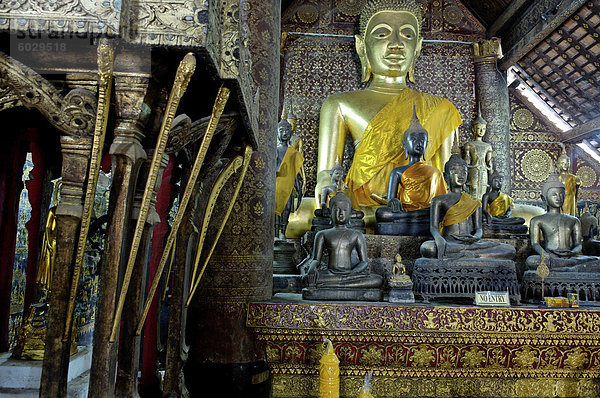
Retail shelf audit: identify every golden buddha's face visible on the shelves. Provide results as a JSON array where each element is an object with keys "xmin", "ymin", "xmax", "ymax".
[
  {"xmin": 472, "ymin": 123, "xmax": 486, "ymax": 138},
  {"xmin": 557, "ymin": 156, "xmax": 570, "ymax": 172},
  {"xmin": 545, "ymin": 187, "xmax": 565, "ymax": 208},
  {"xmin": 361, "ymin": 11, "xmax": 422, "ymax": 78}
]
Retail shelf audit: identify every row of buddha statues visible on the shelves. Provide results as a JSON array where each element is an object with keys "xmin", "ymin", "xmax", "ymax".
[{"xmin": 272, "ymin": 0, "xmax": 599, "ymax": 303}]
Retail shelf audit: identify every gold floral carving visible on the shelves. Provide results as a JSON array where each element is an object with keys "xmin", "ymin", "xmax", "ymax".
[
  {"xmin": 521, "ymin": 148, "xmax": 552, "ymax": 182},
  {"xmin": 334, "ymin": 0, "xmax": 366, "ymax": 16},
  {"xmin": 271, "ymin": 374, "xmax": 600, "ymax": 398},
  {"xmin": 513, "ymin": 108, "xmax": 534, "ymax": 130},
  {"xmin": 0, "ymin": 51, "xmax": 96, "ymax": 136},
  {"xmin": 576, "ymin": 165, "xmax": 597, "ymax": 188},
  {"xmin": 207, "ymin": 0, "xmax": 240, "ymax": 79}
]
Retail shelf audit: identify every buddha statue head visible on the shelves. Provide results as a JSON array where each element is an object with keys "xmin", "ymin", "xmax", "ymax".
[
  {"xmin": 329, "ymin": 192, "xmax": 352, "ymax": 226},
  {"xmin": 557, "ymin": 149, "xmax": 571, "ymax": 174},
  {"xmin": 444, "ymin": 154, "xmax": 468, "ymax": 189},
  {"xmin": 542, "ymin": 173, "xmax": 566, "ymax": 210},
  {"xmin": 489, "ymin": 170, "xmax": 503, "ymax": 191},
  {"xmin": 277, "ymin": 119, "xmax": 293, "ymax": 143},
  {"xmin": 356, "ymin": 0, "xmax": 424, "ymax": 83},
  {"xmin": 472, "ymin": 103, "xmax": 487, "ymax": 138},
  {"xmin": 330, "ymin": 162, "xmax": 344, "ymax": 185},
  {"xmin": 403, "ymin": 104, "xmax": 429, "ymax": 160}
]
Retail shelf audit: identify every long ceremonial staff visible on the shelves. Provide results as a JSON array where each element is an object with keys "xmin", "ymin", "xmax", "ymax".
[
  {"xmin": 185, "ymin": 145, "xmax": 253, "ymax": 308},
  {"xmin": 187, "ymin": 154, "xmax": 244, "ymax": 293},
  {"xmin": 63, "ymin": 39, "xmax": 114, "ymax": 341},
  {"xmin": 109, "ymin": 53, "xmax": 197, "ymax": 342},
  {"xmin": 134, "ymin": 86, "xmax": 231, "ymax": 336}
]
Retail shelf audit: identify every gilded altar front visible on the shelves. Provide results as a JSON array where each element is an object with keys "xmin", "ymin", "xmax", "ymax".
[{"xmin": 248, "ymin": 300, "xmax": 600, "ymax": 397}]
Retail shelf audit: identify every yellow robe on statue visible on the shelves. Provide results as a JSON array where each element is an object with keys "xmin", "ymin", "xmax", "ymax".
[
  {"xmin": 440, "ymin": 192, "xmax": 481, "ymax": 234},
  {"xmin": 562, "ymin": 173, "xmax": 579, "ymax": 217},
  {"xmin": 398, "ymin": 161, "xmax": 447, "ymax": 211},
  {"xmin": 487, "ymin": 192, "xmax": 513, "ymax": 217},
  {"xmin": 345, "ymin": 88, "xmax": 462, "ymax": 205},
  {"xmin": 275, "ymin": 147, "xmax": 304, "ymax": 216}
]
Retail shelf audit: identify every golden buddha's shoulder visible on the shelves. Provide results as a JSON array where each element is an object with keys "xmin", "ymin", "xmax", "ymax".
[{"xmin": 321, "ymin": 90, "xmax": 371, "ymax": 108}]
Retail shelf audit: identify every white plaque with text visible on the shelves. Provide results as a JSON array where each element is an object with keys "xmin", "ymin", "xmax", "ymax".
[{"xmin": 475, "ymin": 291, "xmax": 510, "ymax": 307}]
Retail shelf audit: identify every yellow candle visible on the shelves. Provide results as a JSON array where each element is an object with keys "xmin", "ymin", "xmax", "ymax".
[{"xmin": 319, "ymin": 339, "xmax": 339, "ymax": 398}]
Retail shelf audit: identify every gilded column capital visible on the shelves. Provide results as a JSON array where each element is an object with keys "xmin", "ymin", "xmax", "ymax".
[
  {"xmin": 56, "ymin": 136, "xmax": 93, "ymax": 218},
  {"xmin": 472, "ymin": 38, "xmax": 503, "ymax": 64}
]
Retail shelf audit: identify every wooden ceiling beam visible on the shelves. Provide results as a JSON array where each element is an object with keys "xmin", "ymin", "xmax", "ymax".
[
  {"xmin": 562, "ymin": 116, "xmax": 600, "ymax": 143},
  {"xmin": 499, "ymin": 0, "xmax": 587, "ymax": 70},
  {"xmin": 488, "ymin": 0, "xmax": 529, "ymax": 37}
]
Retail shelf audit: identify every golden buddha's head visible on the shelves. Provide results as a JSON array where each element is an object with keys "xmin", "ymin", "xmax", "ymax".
[
  {"xmin": 356, "ymin": 0, "xmax": 424, "ymax": 83},
  {"xmin": 557, "ymin": 152, "xmax": 570, "ymax": 173},
  {"xmin": 472, "ymin": 104, "xmax": 487, "ymax": 138}
]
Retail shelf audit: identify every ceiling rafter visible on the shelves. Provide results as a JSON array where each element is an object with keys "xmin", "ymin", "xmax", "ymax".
[
  {"xmin": 562, "ymin": 116, "xmax": 600, "ymax": 143},
  {"xmin": 499, "ymin": 0, "xmax": 588, "ymax": 70},
  {"xmin": 488, "ymin": 0, "xmax": 529, "ymax": 37}
]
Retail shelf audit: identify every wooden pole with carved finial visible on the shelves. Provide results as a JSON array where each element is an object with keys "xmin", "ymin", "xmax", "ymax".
[
  {"xmin": 109, "ymin": 53, "xmax": 197, "ymax": 343},
  {"xmin": 135, "ymin": 86, "xmax": 231, "ymax": 334},
  {"xmin": 63, "ymin": 38, "xmax": 114, "ymax": 342}
]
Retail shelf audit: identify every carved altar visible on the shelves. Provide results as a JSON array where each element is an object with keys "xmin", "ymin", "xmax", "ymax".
[{"xmin": 248, "ymin": 297, "xmax": 600, "ymax": 398}]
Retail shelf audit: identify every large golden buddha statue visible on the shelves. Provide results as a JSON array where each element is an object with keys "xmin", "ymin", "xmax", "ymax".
[{"xmin": 316, "ymin": 0, "xmax": 462, "ymax": 207}]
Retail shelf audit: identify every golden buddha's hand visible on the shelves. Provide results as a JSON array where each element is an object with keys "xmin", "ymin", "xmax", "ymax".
[
  {"xmin": 389, "ymin": 198, "xmax": 404, "ymax": 213},
  {"xmin": 315, "ymin": 170, "xmax": 332, "ymax": 208},
  {"xmin": 369, "ymin": 192, "xmax": 388, "ymax": 205}
]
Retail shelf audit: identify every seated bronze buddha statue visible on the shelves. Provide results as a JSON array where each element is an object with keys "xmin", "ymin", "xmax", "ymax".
[
  {"xmin": 374, "ymin": 106, "xmax": 447, "ymax": 235},
  {"xmin": 419, "ymin": 154, "xmax": 516, "ymax": 259},
  {"xmin": 481, "ymin": 171, "xmax": 527, "ymax": 236},
  {"xmin": 413, "ymin": 154, "xmax": 520, "ymax": 303},
  {"xmin": 525, "ymin": 175, "xmax": 600, "ymax": 272},
  {"xmin": 302, "ymin": 192, "xmax": 382, "ymax": 301}
]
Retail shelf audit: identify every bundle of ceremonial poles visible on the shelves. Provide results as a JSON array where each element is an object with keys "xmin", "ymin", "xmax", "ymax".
[{"xmin": 63, "ymin": 46, "xmax": 253, "ymax": 345}]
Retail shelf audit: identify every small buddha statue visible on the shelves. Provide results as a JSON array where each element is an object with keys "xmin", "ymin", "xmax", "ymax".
[
  {"xmin": 312, "ymin": 162, "xmax": 365, "ymax": 232},
  {"xmin": 556, "ymin": 149, "xmax": 581, "ymax": 216},
  {"xmin": 302, "ymin": 192, "xmax": 382, "ymax": 301},
  {"xmin": 419, "ymin": 154, "xmax": 516, "ymax": 259},
  {"xmin": 463, "ymin": 104, "xmax": 493, "ymax": 201},
  {"xmin": 275, "ymin": 119, "xmax": 304, "ymax": 239},
  {"xmin": 580, "ymin": 203, "xmax": 600, "ymax": 255},
  {"xmin": 315, "ymin": 0, "xmax": 462, "ymax": 207},
  {"xmin": 375, "ymin": 105, "xmax": 447, "ymax": 235},
  {"xmin": 481, "ymin": 170, "xmax": 527, "ymax": 235},
  {"xmin": 525, "ymin": 174, "xmax": 600, "ymax": 272}
]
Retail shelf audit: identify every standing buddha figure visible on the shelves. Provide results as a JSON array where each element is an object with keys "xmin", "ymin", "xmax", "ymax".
[
  {"xmin": 556, "ymin": 149, "xmax": 581, "ymax": 217},
  {"xmin": 463, "ymin": 104, "xmax": 493, "ymax": 201},
  {"xmin": 316, "ymin": 0, "xmax": 462, "ymax": 207}
]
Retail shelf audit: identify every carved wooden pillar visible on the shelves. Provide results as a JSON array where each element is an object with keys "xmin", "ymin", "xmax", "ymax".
[
  {"xmin": 472, "ymin": 38, "xmax": 511, "ymax": 192},
  {"xmin": 114, "ymin": 152, "xmax": 166, "ymax": 397},
  {"xmin": 89, "ymin": 75, "xmax": 149, "ymax": 396},
  {"xmin": 40, "ymin": 136, "xmax": 92, "ymax": 397},
  {"xmin": 186, "ymin": 0, "xmax": 279, "ymax": 395}
]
